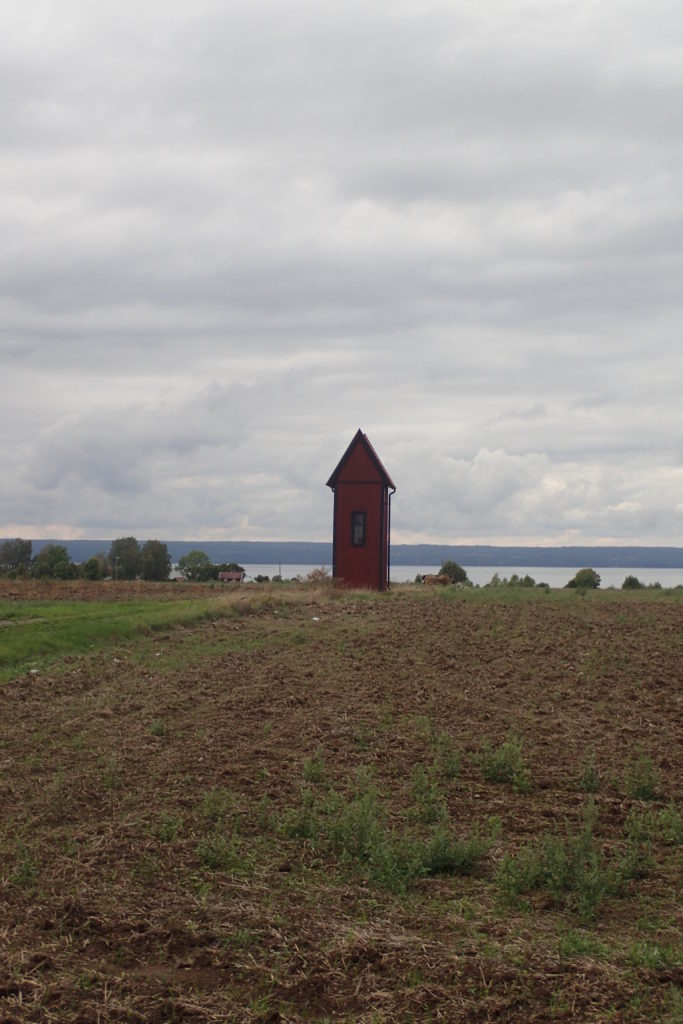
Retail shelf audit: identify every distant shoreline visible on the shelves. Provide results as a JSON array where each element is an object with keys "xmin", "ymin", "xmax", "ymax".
[{"xmin": 15, "ymin": 539, "xmax": 683, "ymax": 569}]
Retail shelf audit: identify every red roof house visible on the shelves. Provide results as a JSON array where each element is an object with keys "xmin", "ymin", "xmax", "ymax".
[
  {"xmin": 218, "ymin": 570, "xmax": 245, "ymax": 583},
  {"xmin": 326, "ymin": 429, "xmax": 396, "ymax": 590}
]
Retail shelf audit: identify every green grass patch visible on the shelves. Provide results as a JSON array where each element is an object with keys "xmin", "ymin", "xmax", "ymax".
[{"xmin": 0, "ymin": 596, "xmax": 236, "ymax": 681}]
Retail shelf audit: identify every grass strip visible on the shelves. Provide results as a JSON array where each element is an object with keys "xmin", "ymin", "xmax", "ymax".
[{"xmin": 0, "ymin": 597, "xmax": 233, "ymax": 681}]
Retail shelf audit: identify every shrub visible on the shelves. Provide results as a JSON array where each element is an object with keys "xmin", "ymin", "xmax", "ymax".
[
  {"xmin": 566, "ymin": 568, "xmax": 601, "ymax": 589},
  {"xmin": 306, "ymin": 566, "xmax": 331, "ymax": 583},
  {"xmin": 487, "ymin": 573, "xmax": 537, "ymax": 588},
  {"xmin": 622, "ymin": 575, "xmax": 645, "ymax": 590},
  {"xmin": 438, "ymin": 560, "xmax": 468, "ymax": 584}
]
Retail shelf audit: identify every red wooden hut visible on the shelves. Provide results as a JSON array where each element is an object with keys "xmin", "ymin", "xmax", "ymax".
[{"xmin": 326, "ymin": 429, "xmax": 396, "ymax": 590}]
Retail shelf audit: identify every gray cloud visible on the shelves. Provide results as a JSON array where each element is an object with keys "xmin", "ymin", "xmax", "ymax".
[{"xmin": 1, "ymin": 0, "xmax": 682, "ymax": 544}]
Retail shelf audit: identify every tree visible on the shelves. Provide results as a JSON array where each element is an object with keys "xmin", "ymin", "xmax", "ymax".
[
  {"xmin": 0, "ymin": 538, "xmax": 32, "ymax": 574},
  {"xmin": 82, "ymin": 557, "xmax": 102, "ymax": 581},
  {"xmin": 566, "ymin": 568, "xmax": 601, "ymax": 589},
  {"xmin": 140, "ymin": 540, "xmax": 171, "ymax": 581},
  {"xmin": 622, "ymin": 575, "xmax": 644, "ymax": 590},
  {"xmin": 32, "ymin": 544, "xmax": 76, "ymax": 579},
  {"xmin": 178, "ymin": 550, "xmax": 213, "ymax": 582},
  {"xmin": 108, "ymin": 537, "xmax": 141, "ymax": 580},
  {"xmin": 438, "ymin": 560, "xmax": 468, "ymax": 584}
]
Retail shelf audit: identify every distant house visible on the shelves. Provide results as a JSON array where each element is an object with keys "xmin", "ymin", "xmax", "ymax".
[
  {"xmin": 218, "ymin": 570, "xmax": 245, "ymax": 583},
  {"xmin": 326, "ymin": 428, "xmax": 396, "ymax": 590}
]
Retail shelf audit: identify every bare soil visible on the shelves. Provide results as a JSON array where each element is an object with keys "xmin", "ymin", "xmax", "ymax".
[{"xmin": 0, "ymin": 582, "xmax": 681, "ymax": 1022}]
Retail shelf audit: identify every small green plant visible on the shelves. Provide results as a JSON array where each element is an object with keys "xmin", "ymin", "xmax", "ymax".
[
  {"xmin": 11, "ymin": 844, "xmax": 39, "ymax": 888},
  {"xmin": 279, "ymin": 787, "xmax": 321, "ymax": 841},
  {"xmin": 409, "ymin": 766, "xmax": 447, "ymax": 824},
  {"xmin": 303, "ymin": 747, "xmax": 327, "ymax": 785},
  {"xmin": 198, "ymin": 832, "xmax": 240, "ymax": 871},
  {"xmin": 134, "ymin": 853, "xmax": 160, "ymax": 884},
  {"xmin": 327, "ymin": 781, "xmax": 384, "ymax": 862},
  {"xmin": 657, "ymin": 802, "xmax": 682, "ymax": 845},
  {"xmin": 578, "ymin": 749, "xmax": 600, "ymax": 793},
  {"xmin": 201, "ymin": 787, "xmax": 233, "ymax": 825},
  {"xmin": 480, "ymin": 734, "xmax": 532, "ymax": 792},
  {"xmin": 99, "ymin": 755, "xmax": 121, "ymax": 790},
  {"xmin": 365, "ymin": 832, "xmax": 424, "ymax": 893},
  {"xmin": 619, "ymin": 808, "xmax": 656, "ymax": 881},
  {"xmin": 422, "ymin": 819, "xmax": 498, "ymax": 877},
  {"xmin": 558, "ymin": 929, "xmax": 608, "ymax": 960},
  {"xmin": 155, "ymin": 812, "xmax": 183, "ymax": 843},
  {"xmin": 433, "ymin": 731, "xmax": 462, "ymax": 780},
  {"xmin": 149, "ymin": 718, "xmax": 167, "ymax": 738},
  {"xmin": 624, "ymin": 754, "xmax": 659, "ymax": 801}
]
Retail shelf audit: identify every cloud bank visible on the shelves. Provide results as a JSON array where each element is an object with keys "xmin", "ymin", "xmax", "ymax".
[{"xmin": 2, "ymin": 0, "xmax": 682, "ymax": 544}]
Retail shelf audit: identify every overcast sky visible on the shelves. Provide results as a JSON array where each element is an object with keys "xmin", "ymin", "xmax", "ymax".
[{"xmin": 2, "ymin": 0, "xmax": 682, "ymax": 546}]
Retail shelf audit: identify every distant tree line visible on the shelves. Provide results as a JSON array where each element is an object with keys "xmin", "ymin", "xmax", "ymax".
[
  {"xmin": 0, "ymin": 537, "xmax": 247, "ymax": 583},
  {"xmin": 0, "ymin": 537, "xmax": 171, "ymax": 581}
]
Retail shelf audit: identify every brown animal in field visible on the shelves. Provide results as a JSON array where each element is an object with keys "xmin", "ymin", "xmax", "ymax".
[{"xmin": 422, "ymin": 574, "xmax": 451, "ymax": 586}]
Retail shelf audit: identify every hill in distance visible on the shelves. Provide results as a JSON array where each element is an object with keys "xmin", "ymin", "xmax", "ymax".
[{"xmin": 17, "ymin": 539, "xmax": 683, "ymax": 568}]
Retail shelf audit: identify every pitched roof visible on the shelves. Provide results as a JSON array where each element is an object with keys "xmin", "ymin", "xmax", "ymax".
[{"xmin": 326, "ymin": 428, "xmax": 396, "ymax": 490}]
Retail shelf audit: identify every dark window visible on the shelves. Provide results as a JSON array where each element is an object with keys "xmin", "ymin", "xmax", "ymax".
[{"xmin": 351, "ymin": 511, "xmax": 366, "ymax": 547}]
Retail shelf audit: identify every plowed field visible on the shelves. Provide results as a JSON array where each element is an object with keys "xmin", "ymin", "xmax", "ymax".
[{"xmin": 1, "ymin": 582, "xmax": 681, "ymax": 1022}]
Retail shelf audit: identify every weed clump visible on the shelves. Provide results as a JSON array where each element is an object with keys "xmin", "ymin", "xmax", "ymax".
[
  {"xmin": 198, "ymin": 833, "xmax": 241, "ymax": 871},
  {"xmin": 480, "ymin": 734, "xmax": 532, "ymax": 792},
  {"xmin": 422, "ymin": 818, "xmax": 500, "ymax": 877},
  {"xmin": 624, "ymin": 754, "xmax": 659, "ymax": 801},
  {"xmin": 280, "ymin": 766, "xmax": 495, "ymax": 894},
  {"xmin": 409, "ymin": 766, "xmax": 447, "ymax": 824},
  {"xmin": 496, "ymin": 800, "xmax": 654, "ymax": 920},
  {"xmin": 432, "ymin": 731, "xmax": 462, "ymax": 780},
  {"xmin": 302, "ymin": 747, "xmax": 328, "ymax": 785},
  {"xmin": 577, "ymin": 749, "xmax": 600, "ymax": 793}
]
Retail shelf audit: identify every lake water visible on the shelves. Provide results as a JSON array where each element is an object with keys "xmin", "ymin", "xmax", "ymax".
[{"xmin": 239, "ymin": 563, "xmax": 683, "ymax": 589}]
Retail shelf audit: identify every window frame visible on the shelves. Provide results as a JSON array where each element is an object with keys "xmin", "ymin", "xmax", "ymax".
[{"xmin": 351, "ymin": 510, "xmax": 367, "ymax": 547}]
